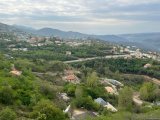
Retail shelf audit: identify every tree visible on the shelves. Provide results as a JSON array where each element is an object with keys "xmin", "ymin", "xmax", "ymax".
[
  {"xmin": 118, "ymin": 86, "xmax": 133, "ymax": 111},
  {"xmin": 73, "ymin": 96, "xmax": 100, "ymax": 111},
  {"xmin": 48, "ymin": 61, "xmax": 67, "ymax": 72},
  {"xmin": 87, "ymin": 72, "xmax": 99, "ymax": 87},
  {"xmin": 75, "ymin": 86, "xmax": 83, "ymax": 99},
  {"xmin": 0, "ymin": 86, "xmax": 14, "ymax": 105},
  {"xmin": 0, "ymin": 107, "xmax": 17, "ymax": 120},
  {"xmin": 154, "ymin": 88, "xmax": 160, "ymax": 100},
  {"xmin": 64, "ymin": 83, "xmax": 76, "ymax": 97},
  {"xmin": 140, "ymin": 82, "xmax": 157, "ymax": 102},
  {"xmin": 31, "ymin": 99, "xmax": 66, "ymax": 120},
  {"xmin": 39, "ymin": 83, "xmax": 56, "ymax": 99}
]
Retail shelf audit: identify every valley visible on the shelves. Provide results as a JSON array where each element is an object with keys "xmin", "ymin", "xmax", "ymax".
[{"xmin": 0, "ymin": 22, "xmax": 160, "ymax": 120}]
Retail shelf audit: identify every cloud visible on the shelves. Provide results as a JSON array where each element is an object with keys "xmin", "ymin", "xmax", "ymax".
[{"xmin": 0, "ymin": 0, "xmax": 160, "ymax": 34}]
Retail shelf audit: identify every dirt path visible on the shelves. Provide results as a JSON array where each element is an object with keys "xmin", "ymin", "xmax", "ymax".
[
  {"xmin": 124, "ymin": 73, "xmax": 160, "ymax": 86},
  {"xmin": 64, "ymin": 54, "xmax": 129, "ymax": 63},
  {"xmin": 133, "ymin": 92, "xmax": 143, "ymax": 105},
  {"xmin": 142, "ymin": 75, "xmax": 160, "ymax": 86}
]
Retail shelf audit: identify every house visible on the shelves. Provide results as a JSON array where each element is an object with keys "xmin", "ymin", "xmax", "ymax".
[
  {"xmin": 66, "ymin": 75, "xmax": 76, "ymax": 81},
  {"xmin": 135, "ymin": 49, "xmax": 143, "ymax": 58},
  {"xmin": 59, "ymin": 93, "xmax": 70, "ymax": 102},
  {"xmin": 144, "ymin": 63, "xmax": 152, "ymax": 68},
  {"xmin": 94, "ymin": 98, "xmax": 117, "ymax": 112},
  {"xmin": 105, "ymin": 78, "xmax": 124, "ymax": 87},
  {"xmin": 120, "ymin": 49, "xmax": 124, "ymax": 53},
  {"xmin": 19, "ymin": 48, "xmax": 28, "ymax": 51},
  {"xmin": 10, "ymin": 64, "xmax": 22, "ymax": 76},
  {"xmin": 66, "ymin": 51, "xmax": 72, "ymax": 55},
  {"xmin": 10, "ymin": 69, "xmax": 22, "ymax": 76},
  {"xmin": 64, "ymin": 70, "xmax": 80, "ymax": 84},
  {"xmin": 105, "ymin": 86, "xmax": 118, "ymax": 95},
  {"xmin": 106, "ymin": 102, "xmax": 118, "ymax": 112},
  {"xmin": 63, "ymin": 74, "xmax": 79, "ymax": 84},
  {"xmin": 71, "ymin": 109, "xmax": 97, "ymax": 120},
  {"xmin": 124, "ymin": 48, "xmax": 130, "ymax": 53},
  {"xmin": 111, "ymin": 47, "xmax": 117, "ymax": 53},
  {"xmin": 94, "ymin": 98, "xmax": 107, "ymax": 106}
]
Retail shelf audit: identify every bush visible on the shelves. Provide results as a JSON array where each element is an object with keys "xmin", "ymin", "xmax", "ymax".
[
  {"xmin": 0, "ymin": 86, "xmax": 14, "ymax": 105},
  {"xmin": 118, "ymin": 86, "xmax": 133, "ymax": 111},
  {"xmin": 17, "ymin": 90, "xmax": 31, "ymax": 105},
  {"xmin": 64, "ymin": 83, "xmax": 76, "ymax": 97},
  {"xmin": 73, "ymin": 96, "xmax": 100, "ymax": 111},
  {"xmin": 140, "ymin": 82, "xmax": 157, "ymax": 102},
  {"xmin": 31, "ymin": 99, "xmax": 66, "ymax": 120},
  {"xmin": 0, "ymin": 107, "xmax": 17, "ymax": 120},
  {"xmin": 47, "ymin": 61, "xmax": 67, "ymax": 72},
  {"xmin": 39, "ymin": 84, "xmax": 56, "ymax": 99}
]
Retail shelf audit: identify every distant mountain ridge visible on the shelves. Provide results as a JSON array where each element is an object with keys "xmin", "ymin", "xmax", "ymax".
[{"xmin": 0, "ymin": 22, "xmax": 160, "ymax": 52}]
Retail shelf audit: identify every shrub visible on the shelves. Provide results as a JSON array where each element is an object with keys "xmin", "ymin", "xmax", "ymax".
[
  {"xmin": 31, "ymin": 99, "xmax": 66, "ymax": 120},
  {"xmin": 39, "ymin": 84, "xmax": 56, "ymax": 99},
  {"xmin": 0, "ymin": 86, "xmax": 14, "ymax": 105},
  {"xmin": 0, "ymin": 107, "xmax": 17, "ymax": 120}
]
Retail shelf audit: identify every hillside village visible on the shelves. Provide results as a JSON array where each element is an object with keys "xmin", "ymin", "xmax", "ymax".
[
  {"xmin": 1, "ymin": 34, "xmax": 160, "ymax": 61},
  {"xmin": 0, "ymin": 24, "xmax": 160, "ymax": 120}
]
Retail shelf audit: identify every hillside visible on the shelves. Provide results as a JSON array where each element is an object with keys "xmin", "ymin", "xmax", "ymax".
[
  {"xmin": 0, "ymin": 52, "xmax": 160, "ymax": 119},
  {"xmin": 13, "ymin": 24, "xmax": 160, "ymax": 52},
  {"xmin": 0, "ymin": 28, "xmax": 160, "ymax": 119},
  {"xmin": 118, "ymin": 33, "xmax": 160, "ymax": 51},
  {"xmin": 1, "ymin": 22, "xmax": 160, "ymax": 52}
]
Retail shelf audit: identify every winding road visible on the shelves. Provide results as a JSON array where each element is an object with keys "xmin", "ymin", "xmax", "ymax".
[{"xmin": 64, "ymin": 54, "xmax": 129, "ymax": 63}]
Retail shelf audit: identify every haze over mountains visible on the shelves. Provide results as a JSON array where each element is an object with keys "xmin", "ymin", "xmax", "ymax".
[{"xmin": 1, "ymin": 22, "xmax": 160, "ymax": 52}]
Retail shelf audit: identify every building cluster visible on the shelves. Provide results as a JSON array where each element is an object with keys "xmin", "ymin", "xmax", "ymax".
[
  {"xmin": 63, "ymin": 70, "xmax": 80, "ymax": 84},
  {"xmin": 65, "ymin": 40, "xmax": 91, "ymax": 47},
  {"xmin": 112, "ymin": 45, "xmax": 160, "ymax": 60}
]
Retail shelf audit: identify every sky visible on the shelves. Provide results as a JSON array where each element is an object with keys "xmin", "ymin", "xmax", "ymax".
[{"xmin": 0, "ymin": 0, "xmax": 160, "ymax": 34}]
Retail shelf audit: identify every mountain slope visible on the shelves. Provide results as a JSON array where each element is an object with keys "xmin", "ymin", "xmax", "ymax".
[
  {"xmin": 12, "ymin": 24, "xmax": 36, "ymax": 34},
  {"xmin": 1, "ymin": 22, "xmax": 160, "ymax": 52},
  {"xmin": 118, "ymin": 33, "xmax": 160, "ymax": 51},
  {"xmin": 36, "ymin": 28, "xmax": 89, "ymax": 38},
  {"xmin": 0, "ymin": 23, "xmax": 17, "ymax": 33},
  {"xmin": 0, "ymin": 23, "xmax": 30, "ymax": 37}
]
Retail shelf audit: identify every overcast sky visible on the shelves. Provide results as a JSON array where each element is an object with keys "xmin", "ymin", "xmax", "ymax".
[{"xmin": 0, "ymin": 0, "xmax": 160, "ymax": 34}]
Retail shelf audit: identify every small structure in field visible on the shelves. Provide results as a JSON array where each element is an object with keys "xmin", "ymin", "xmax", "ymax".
[
  {"xmin": 144, "ymin": 63, "xmax": 152, "ymax": 69},
  {"xmin": 66, "ymin": 74, "xmax": 79, "ymax": 83},
  {"xmin": 66, "ymin": 75, "xmax": 76, "ymax": 81},
  {"xmin": 59, "ymin": 93, "xmax": 70, "ymax": 102},
  {"xmin": 94, "ymin": 98, "xmax": 117, "ymax": 112},
  {"xmin": 66, "ymin": 51, "xmax": 72, "ymax": 56},
  {"xmin": 105, "ymin": 86, "xmax": 118, "ymax": 95},
  {"xmin": 10, "ymin": 70, "xmax": 22, "ymax": 76},
  {"xmin": 103, "ymin": 78, "xmax": 123, "ymax": 87},
  {"xmin": 63, "ymin": 69, "xmax": 80, "ymax": 84},
  {"xmin": 10, "ymin": 64, "xmax": 22, "ymax": 76}
]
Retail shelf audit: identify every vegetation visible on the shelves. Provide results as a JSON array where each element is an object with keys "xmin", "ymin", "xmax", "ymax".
[
  {"xmin": 0, "ymin": 107, "xmax": 17, "ymax": 120},
  {"xmin": 0, "ymin": 54, "xmax": 67, "ymax": 119},
  {"xmin": 71, "ymin": 58, "xmax": 160, "ymax": 81},
  {"xmin": 0, "ymin": 37, "xmax": 159, "ymax": 120},
  {"xmin": 118, "ymin": 87, "xmax": 133, "ymax": 111},
  {"xmin": 87, "ymin": 72, "xmax": 99, "ymax": 87},
  {"xmin": 140, "ymin": 82, "xmax": 160, "ymax": 102},
  {"xmin": 31, "ymin": 99, "xmax": 66, "ymax": 120}
]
